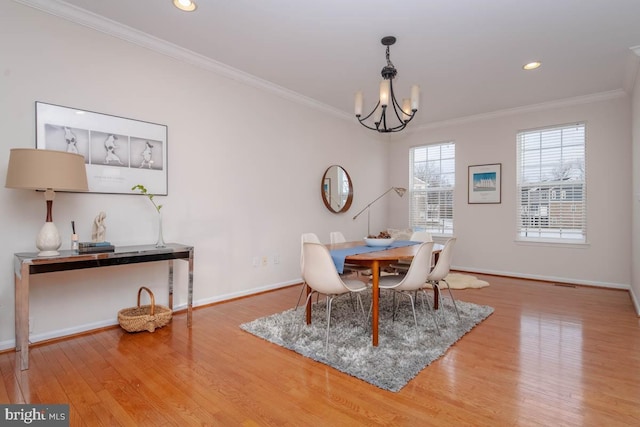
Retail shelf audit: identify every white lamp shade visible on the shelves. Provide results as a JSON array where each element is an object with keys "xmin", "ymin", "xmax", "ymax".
[{"xmin": 5, "ymin": 148, "xmax": 88, "ymax": 192}]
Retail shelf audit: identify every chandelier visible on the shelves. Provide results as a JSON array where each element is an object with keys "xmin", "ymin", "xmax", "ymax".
[{"xmin": 355, "ymin": 36, "xmax": 420, "ymax": 133}]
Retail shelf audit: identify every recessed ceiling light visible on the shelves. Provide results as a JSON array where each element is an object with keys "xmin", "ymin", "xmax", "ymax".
[
  {"xmin": 523, "ymin": 61, "xmax": 542, "ymax": 70},
  {"xmin": 173, "ymin": 0, "xmax": 197, "ymax": 12}
]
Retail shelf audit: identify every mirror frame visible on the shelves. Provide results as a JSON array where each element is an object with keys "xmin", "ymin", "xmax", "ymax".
[{"xmin": 321, "ymin": 165, "xmax": 353, "ymax": 213}]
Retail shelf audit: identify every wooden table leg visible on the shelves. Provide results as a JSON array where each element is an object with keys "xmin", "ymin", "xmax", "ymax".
[
  {"xmin": 371, "ymin": 260, "xmax": 379, "ymax": 346},
  {"xmin": 431, "ymin": 252, "xmax": 441, "ymax": 310},
  {"xmin": 305, "ymin": 284, "xmax": 312, "ymax": 324}
]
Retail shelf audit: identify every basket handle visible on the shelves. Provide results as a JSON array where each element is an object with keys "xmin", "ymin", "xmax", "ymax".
[{"xmin": 137, "ymin": 286, "xmax": 156, "ymax": 316}]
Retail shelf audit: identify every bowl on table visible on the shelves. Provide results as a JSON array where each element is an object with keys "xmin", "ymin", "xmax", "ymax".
[{"xmin": 364, "ymin": 237, "xmax": 396, "ymax": 247}]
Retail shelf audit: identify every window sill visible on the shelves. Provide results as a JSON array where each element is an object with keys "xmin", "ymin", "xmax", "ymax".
[{"xmin": 515, "ymin": 239, "xmax": 590, "ymax": 249}]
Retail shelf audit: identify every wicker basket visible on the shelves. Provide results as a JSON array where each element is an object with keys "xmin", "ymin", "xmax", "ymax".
[{"xmin": 118, "ymin": 286, "xmax": 172, "ymax": 333}]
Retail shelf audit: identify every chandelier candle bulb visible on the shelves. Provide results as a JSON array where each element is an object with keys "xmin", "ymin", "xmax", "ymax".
[
  {"xmin": 402, "ymin": 99, "xmax": 411, "ymax": 122},
  {"xmin": 411, "ymin": 85, "xmax": 420, "ymax": 111},
  {"xmin": 355, "ymin": 91, "xmax": 364, "ymax": 116},
  {"xmin": 379, "ymin": 80, "xmax": 390, "ymax": 106}
]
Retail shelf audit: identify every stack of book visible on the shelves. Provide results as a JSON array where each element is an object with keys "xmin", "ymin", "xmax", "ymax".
[{"xmin": 77, "ymin": 241, "xmax": 115, "ymax": 253}]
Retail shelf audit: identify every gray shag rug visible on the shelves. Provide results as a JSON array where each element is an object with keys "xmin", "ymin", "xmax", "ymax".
[{"xmin": 240, "ymin": 292, "xmax": 493, "ymax": 392}]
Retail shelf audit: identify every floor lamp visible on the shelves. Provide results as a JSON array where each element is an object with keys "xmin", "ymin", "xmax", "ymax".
[
  {"xmin": 352, "ymin": 187, "xmax": 406, "ymax": 236},
  {"xmin": 5, "ymin": 148, "xmax": 88, "ymax": 256}
]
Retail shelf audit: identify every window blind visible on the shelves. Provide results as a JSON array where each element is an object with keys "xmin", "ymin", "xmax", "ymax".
[
  {"xmin": 516, "ymin": 123, "xmax": 586, "ymax": 242},
  {"xmin": 409, "ymin": 143, "xmax": 455, "ymax": 235}
]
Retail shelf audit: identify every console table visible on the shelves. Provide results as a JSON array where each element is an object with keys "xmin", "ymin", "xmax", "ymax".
[{"xmin": 13, "ymin": 243, "xmax": 194, "ymax": 370}]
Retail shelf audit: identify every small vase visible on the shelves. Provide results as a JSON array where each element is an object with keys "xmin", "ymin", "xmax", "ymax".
[{"xmin": 156, "ymin": 212, "xmax": 166, "ymax": 248}]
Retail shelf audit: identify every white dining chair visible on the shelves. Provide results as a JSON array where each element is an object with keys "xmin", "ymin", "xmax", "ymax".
[
  {"xmin": 302, "ymin": 242, "xmax": 370, "ymax": 349},
  {"xmin": 329, "ymin": 231, "xmax": 371, "ymax": 277},
  {"xmin": 426, "ymin": 237, "xmax": 460, "ymax": 321},
  {"xmin": 389, "ymin": 230, "xmax": 433, "ymax": 274},
  {"xmin": 374, "ymin": 241, "xmax": 440, "ymax": 335},
  {"xmin": 329, "ymin": 231, "xmax": 347, "ymax": 244},
  {"xmin": 295, "ymin": 232, "xmax": 321, "ymax": 310},
  {"xmin": 409, "ymin": 231, "xmax": 433, "ymax": 242}
]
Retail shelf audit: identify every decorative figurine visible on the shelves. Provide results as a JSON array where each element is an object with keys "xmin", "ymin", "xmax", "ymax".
[{"xmin": 92, "ymin": 211, "xmax": 107, "ymax": 242}]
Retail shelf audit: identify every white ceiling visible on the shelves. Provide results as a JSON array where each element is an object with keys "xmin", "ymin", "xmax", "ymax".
[{"xmin": 21, "ymin": 0, "xmax": 640, "ymax": 128}]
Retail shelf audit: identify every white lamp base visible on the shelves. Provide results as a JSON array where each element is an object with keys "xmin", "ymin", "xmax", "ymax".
[{"xmin": 36, "ymin": 221, "xmax": 61, "ymax": 257}]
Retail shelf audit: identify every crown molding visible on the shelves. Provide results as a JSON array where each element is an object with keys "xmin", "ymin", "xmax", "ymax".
[
  {"xmin": 13, "ymin": 0, "xmax": 635, "ymax": 134},
  {"xmin": 409, "ymin": 90, "xmax": 628, "ymax": 133},
  {"xmin": 13, "ymin": 0, "xmax": 351, "ymax": 121}
]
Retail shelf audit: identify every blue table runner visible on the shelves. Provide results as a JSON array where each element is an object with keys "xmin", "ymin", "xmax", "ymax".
[{"xmin": 330, "ymin": 240, "xmax": 419, "ymax": 274}]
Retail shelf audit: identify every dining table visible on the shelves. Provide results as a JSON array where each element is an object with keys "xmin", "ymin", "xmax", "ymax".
[{"xmin": 306, "ymin": 240, "xmax": 443, "ymax": 347}]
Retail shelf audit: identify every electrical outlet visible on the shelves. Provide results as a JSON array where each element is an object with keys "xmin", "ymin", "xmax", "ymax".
[
  {"xmin": 273, "ymin": 253, "xmax": 280, "ymax": 264},
  {"xmin": 261, "ymin": 256, "xmax": 268, "ymax": 267},
  {"xmin": 252, "ymin": 257, "xmax": 260, "ymax": 268}
]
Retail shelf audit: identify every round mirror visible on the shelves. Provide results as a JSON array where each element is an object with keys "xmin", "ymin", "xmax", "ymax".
[{"xmin": 321, "ymin": 165, "xmax": 353, "ymax": 213}]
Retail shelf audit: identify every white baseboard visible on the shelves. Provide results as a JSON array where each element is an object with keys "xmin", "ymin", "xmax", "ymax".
[
  {"xmin": 0, "ymin": 318, "xmax": 119, "ymax": 352},
  {"xmin": 0, "ymin": 278, "xmax": 302, "ymax": 352},
  {"xmin": 193, "ymin": 279, "xmax": 301, "ymax": 307},
  {"xmin": 630, "ymin": 287, "xmax": 640, "ymax": 316},
  {"xmin": 451, "ymin": 265, "xmax": 631, "ymax": 290}
]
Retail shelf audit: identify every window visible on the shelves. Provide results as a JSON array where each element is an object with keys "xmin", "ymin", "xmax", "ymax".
[
  {"xmin": 409, "ymin": 143, "xmax": 455, "ymax": 235},
  {"xmin": 517, "ymin": 123, "xmax": 586, "ymax": 242}
]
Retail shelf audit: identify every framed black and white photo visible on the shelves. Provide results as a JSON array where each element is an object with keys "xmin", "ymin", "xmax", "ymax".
[
  {"xmin": 35, "ymin": 101, "xmax": 168, "ymax": 195},
  {"xmin": 468, "ymin": 163, "xmax": 501, "ymax": 204}
]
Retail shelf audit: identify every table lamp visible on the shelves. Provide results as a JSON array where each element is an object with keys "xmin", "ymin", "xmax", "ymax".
[
  {"xmin": 5, "ymin": 148, "xmax": 88, "ymax": 256},
  {"xmin": 352, "ymin": 186, "xmax": 407, "ymax": 236}
]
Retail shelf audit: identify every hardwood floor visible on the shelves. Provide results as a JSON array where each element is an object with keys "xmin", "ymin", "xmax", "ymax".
[{"xmin": 1, "ymin": 274, "xmax": 639, "ymax": 426}]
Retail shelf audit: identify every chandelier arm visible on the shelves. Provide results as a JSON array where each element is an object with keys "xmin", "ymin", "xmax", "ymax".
[
  {"xmin": 358, "ymin": 120, "xmax": 383, "ymax": 132},
  {"xmin": 391, "ymin": 82, "xmax": 419, "ymax": 131},
  {"xmin": 381, "ymin": 106, "xmax": 388, "ymax": 131},
  {"xmin": 357, "ymin": 100, "xmax": 381, "ymax": 122},
  {"xmin": 389, "ymin": 81, "xmax": 406, "ymax": 123}
]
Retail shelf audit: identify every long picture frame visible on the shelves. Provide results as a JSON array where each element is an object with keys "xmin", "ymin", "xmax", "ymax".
[
  {"xmin": 35, "ymin": 101, "xmax": 168, "ymax": 195},
  {"xmin": 468, "ymin": 163, "xmax": 501, "ymax": 204}
]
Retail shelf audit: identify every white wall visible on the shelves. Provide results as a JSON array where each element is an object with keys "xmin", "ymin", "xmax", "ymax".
[
  {"xmin": 0, "ymin": 2, "xmax": 390, "ymax": 348},
  {"xmin": 389, "ymin": 94, "xmax": 633, "ymax": 289}
]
